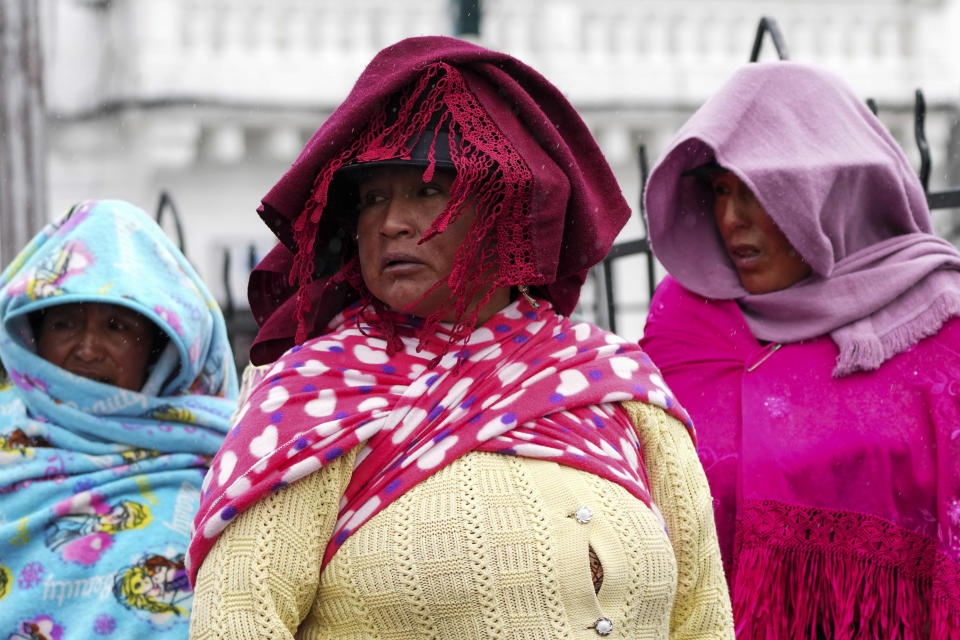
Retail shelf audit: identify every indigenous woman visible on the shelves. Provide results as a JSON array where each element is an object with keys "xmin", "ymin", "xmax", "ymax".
[
  {"xmin": 0, "ymin": 200, "xmax": 237, "ymax": 638},
  {"xmin": 188, "ymin": 36, "xmax": 733, "ymax": 639},
  {"xmin": 640, "ymin": 61, "xmax": 960, "ymax": 639}
]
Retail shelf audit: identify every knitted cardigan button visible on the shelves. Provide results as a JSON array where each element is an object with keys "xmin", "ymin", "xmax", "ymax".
[
  {"xmin": 593, "ymin": 617, "xmax": 613, "ymax": 635},
  {"xmin": 573, "ymin": 505, "xmax": 593, "ymax": 524}
]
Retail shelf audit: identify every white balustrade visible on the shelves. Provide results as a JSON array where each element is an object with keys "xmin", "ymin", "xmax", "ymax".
[{"xmin": 37, "ymin": 0, "xmax": 960, "ymax": 341}]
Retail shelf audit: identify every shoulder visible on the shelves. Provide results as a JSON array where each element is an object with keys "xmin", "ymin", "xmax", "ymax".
[
  {"xmin": 648, "ymin": 275, "xmax": 705, "ymax": 311},
  {"xmin": 620, "ymin": 401, "xmax": 699, "ymax": 480},
  {"xmin": 646, "ymin": 276, "xmax": 743, "ymax": 332},
  {"xmin": 927, "ymin": 315, "xmax": 960, "ymax": 358},
  {"xmin": 641, "ymin": 276, "xmax": 752, "ymax": 359}
]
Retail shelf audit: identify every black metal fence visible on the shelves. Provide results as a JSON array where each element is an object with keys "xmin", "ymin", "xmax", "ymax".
[
  {"xmin": 593, "ymin": 16, "xmax": 960, "ymax": 334},
  {"xmin": 152, "ymin": 16, "xmax": 960, "ymax": 368}
]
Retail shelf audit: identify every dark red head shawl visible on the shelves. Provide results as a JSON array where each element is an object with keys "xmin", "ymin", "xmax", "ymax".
[{"xmin": 248, "ymin": 36, "xmax": 631, "ymax": 365}]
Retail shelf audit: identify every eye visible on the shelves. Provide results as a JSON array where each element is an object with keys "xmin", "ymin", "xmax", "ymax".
[
  {"xmin": 419, "ymin": 183, "xmax": 444, "ymax": 197},
  {"xmin": 737, "ymin": 183, "xmax": 759, "ymax": 205},
  {"xmin": 712, "ymin": 181, "xmax": 731, "ymax": 197},
  {"xmin": 358, "ymin": 190, "xmax": 388, "ymax": 210},
  {"xmin": 108, "ymin": 312, "xmax": 145, "ymax": 333},
  {"xmin": 45, "ymin": 313, "xmax": 75, "ymax": 331}
]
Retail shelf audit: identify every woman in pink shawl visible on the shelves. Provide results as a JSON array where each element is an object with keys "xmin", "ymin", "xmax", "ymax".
[
  {"xmin": 187, "ymin": 37, "xmax": 734, "ymax": 639},
  {"xmin": 641, "ymin": 60, "xmax": 960, "ymax": 639}
]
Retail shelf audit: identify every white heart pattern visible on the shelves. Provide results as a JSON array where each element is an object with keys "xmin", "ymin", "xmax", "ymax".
[
  {"xmin": 416, "ymin": 434, "xmax": 460, "ymax": 469},
  {"xmin": 502, "ymin": 304, "xmax": 523, "ymax": 319},
  {"xmin": 610, "ymin": 356, "xmax": 640, "ymax": 380},
  {"xmin": 297, "ymin": 360, "xmax": 329, "ymax": 377},
  {"xmin": 305, "ymin": 389, "xmax": 337, "ymax": 417},
  {"xmin": 647, "ymin": 389, "xmax": 668, "ymax": 409},
  {"xmin": 354, "ymin": 344, "xmax": 389, "ymax": 365},
  {"xmin": 217, "ymin": 450, "xmax": 237, "ymax": 486},
  {"xmin": 391, "ymin": 408, "xmax": 427, "ymax": 444},
  {"xmin": 309, "ymin": 340, "xmax": 343, "ymax": 352},
  {"xmin": 474, "ymin": 344, "xmax": 502, "ymax": 361},
  {"xmin": 573, "ymin": 322, "xmax": 592, "ymax": 342},
  {"xmin": 249, "ymin": 425, "xmax": 278, "ymax": 458},
  {"xmin": 491, "ymin": 389, "xmax": 525, "ymax": 410},
  {"xmin": 498, "ymin": 362, "xmax": 527, "ymax": 385},
  {"xmin": 344, "ymin": 496, "xmax": 382, "ymax": 531},
  {"xmin": 550, "ymin": 345, "xmax": 579, "ymax": 360},
  {"xmin": 513, "ymin": 443, "xmax": 562, "ymax": 458},
  {"xmin": 476, "ymin": 414, "xmax": 516, "ymax": 440},
  {"xmin": 522, "ymin": 366, "xmax": 557, "ymax": 388},
  {"xmin": 358, "ymin": 397, "xmax": 389, "ymax": 412},
  {"xmin": 225, "ymin": 476, "xmax": 251, "ymax": 498},
  {"xmin": 260, "ymin": 386, "xmax": 289, "ymax": 413},
  {"xmin": 601, "ymin": 391, "xmax": 633, "ymax": 403},
  {"xmin": 282, "ymin": 458, "xmax": 323, "ymax": 484},
  {"xmin": 556, "ymin": 369, "xmax": 589, "ymax": 397},
  {"xmin": 467, "ymin": 327, "xmax": 495, "ymax": 345},
  {"xmin": 343, "ymin": 370, "xmax": 377, "ymax": 388}
]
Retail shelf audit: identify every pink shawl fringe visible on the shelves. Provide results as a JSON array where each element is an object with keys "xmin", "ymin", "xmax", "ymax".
[{"xmin": 733, "ymin": 501, "xmax": 960, "ymax": 639}]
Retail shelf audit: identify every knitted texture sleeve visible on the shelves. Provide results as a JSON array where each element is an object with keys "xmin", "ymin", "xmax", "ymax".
[
  {"xmin": 189, "ymin": 446, "xmax": 359, "ymax": 639},
  {"xmin": 623, "ymin": 400, "xmax": 735, "ymax": 639}
]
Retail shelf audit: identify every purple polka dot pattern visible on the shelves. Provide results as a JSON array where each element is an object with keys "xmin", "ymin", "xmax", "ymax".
[{"xmin": 189, "ymin": 297, "xmax": 692, "ymax": 581}]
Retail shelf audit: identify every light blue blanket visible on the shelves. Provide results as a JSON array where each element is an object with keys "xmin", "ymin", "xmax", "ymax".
[{"xmin": 0, "ymin": 201, "xmax": 237, "ymax": 638}]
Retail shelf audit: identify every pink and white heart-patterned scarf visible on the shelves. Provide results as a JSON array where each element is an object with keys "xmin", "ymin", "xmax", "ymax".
[{"xmin": 187, "ymin": 297, "xmax": 693, "ymax": 582}]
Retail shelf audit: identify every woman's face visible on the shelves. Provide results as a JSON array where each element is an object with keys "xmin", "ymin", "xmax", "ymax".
[
  {"xmin": 36, "ymin": 302, "xmax": 155, "ymax": 391},
  {"xmin": 356, "ymin": 165, "xmax": 510, "ymax": 322},
  {"xmin": 711, "ymin": 171, "xmax": 811, "ymax": 294}
]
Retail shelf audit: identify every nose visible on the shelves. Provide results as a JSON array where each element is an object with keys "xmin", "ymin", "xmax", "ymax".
[
  {"xmin": 73, "ymin": 329, "xmax": 105, "ymax": 362},
  {"xmin": 378, "ymin": 195, "xmax": 417, "ymax": 238},
  {"xmin": 715, "ymin": 195, "xmax": 749, "ymax": 234}
]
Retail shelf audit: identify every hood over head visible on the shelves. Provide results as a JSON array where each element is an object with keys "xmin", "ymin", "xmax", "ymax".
[
  {"xmin": 644, "ymin": 61, "xmax": 960, "ymax": 376},
  {"xmin": 248, "ymin": 36, "xmax": 631, "ymax": 365}
]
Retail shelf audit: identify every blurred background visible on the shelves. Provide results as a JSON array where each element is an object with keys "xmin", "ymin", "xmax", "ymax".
[{"xmin": 3, "ymin": 0, "xmax": 960, "ymax": 370}]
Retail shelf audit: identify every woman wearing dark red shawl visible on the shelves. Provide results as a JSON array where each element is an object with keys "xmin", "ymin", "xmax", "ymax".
[
  {"xmin": 188, "ymin": 37, "xmax": 733, "ymax": 639},
  {"xmin": 641, "ymin": 61, "xmax": 960, "ymax": 639}
]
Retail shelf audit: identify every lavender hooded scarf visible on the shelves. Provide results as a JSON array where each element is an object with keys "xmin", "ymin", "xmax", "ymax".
[{"xmin": 645, "ymin": 61, "xmax": 960, "ymax": 376}]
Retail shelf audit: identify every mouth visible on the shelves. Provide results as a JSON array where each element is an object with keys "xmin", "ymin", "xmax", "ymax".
[
  {"xmin": 727, "ymin": 242, "xmax": 763, "ymax": 269},
  {"xmin": 68, "ymin": 367, "xmax": 113, "ymax": 385},
  {"xmin": 381, "ymin": 252, "xmax": 425, "ymax": 273}
]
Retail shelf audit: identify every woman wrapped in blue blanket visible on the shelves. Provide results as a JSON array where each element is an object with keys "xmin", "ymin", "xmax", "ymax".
[{"xmin": 0, "ymin": 200, "xmax": 237, "ymax": 638}]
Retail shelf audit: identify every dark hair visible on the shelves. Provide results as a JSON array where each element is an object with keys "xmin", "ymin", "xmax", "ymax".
[
  {"xmin": 680, "ymin": 159, "xmax": 725, "ymax": 182},
  {"xmin": 147, "ymin": 325, "xmax": 170, "ymax": 366}
]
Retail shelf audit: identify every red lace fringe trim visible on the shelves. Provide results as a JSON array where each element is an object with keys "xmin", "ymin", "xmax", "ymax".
[
  {"xmin": 290, "ymin": 63, "xmax": 539, "ymax": 361},
  {"xmin": 732, "ymin": 500, "xmax": 960, "ymax": 639}
]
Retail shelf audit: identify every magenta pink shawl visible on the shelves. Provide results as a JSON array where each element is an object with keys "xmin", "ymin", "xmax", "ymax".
[
  {"xmin": 642, "ymin": 60, "xmax": 960, "ymax": 638},
  {"xmin": 642, "ymin": 276, "xmax": 960, "ymax": 638},
  {"xmin": 644, "ymin": 61, "xmax": 960, "ymax": 377}
]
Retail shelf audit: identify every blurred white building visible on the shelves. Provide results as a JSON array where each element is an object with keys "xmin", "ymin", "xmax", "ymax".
[{"xmin": 38, "ymin": 0, "xmax": 960, "ymax": 360}]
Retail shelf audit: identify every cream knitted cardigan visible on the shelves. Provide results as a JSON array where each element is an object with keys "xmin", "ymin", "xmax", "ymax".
[{"xmin": 190, "ymin": 401, "xmax": 733, "ymax": 639}]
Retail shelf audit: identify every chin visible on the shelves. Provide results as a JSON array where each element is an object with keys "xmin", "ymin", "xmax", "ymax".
[
  {"xmin": 382, "ymin": 289, "xmax": 453, "ymax": 319},
  {"xmin": 740, "ymin": 279, "xmax": 772, "ymax": 295}
]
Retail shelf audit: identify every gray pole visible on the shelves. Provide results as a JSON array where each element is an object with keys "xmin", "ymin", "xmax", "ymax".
[
  {"xmin": 454, "ymin": 0, "xmax": 481, "ymax": 37},
  {"xmin": 0, "ymin": 0, "xmax": 46, "ymax": 270}
]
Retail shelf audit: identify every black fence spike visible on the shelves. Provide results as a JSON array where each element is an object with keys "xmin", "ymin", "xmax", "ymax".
[
  {"xmin": 749, "ymin": 16, "xmax": 790, "ymax": 62},
  {"xmin": 154, "ymin": 190, "xmax": 186, "ymax": 254},
  {"xmin": 915, "ymin": 89, "xmax": 931, "ymax": 193},
  {"xmin": 222, "ymin": 247, "xmax": 234, "ymax": 319}
]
